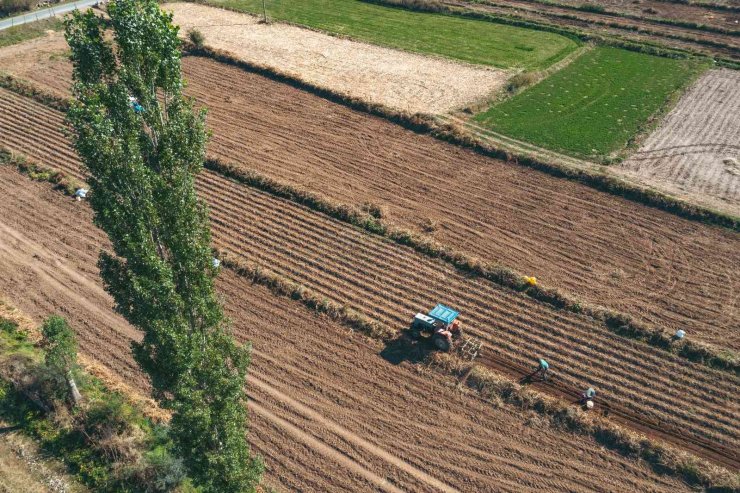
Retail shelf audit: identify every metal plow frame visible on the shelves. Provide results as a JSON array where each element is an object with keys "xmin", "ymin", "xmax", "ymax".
[{"xmin": 457, "ymin": 336, "xmax": 483, "ymax": 361}]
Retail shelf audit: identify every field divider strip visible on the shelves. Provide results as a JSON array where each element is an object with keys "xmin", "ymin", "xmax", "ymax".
[{"xmin": 2, "ymin": 148, "xmax": 738, "ymax": 487}]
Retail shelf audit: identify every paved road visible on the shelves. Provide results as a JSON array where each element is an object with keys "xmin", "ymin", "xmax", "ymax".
[{"xmin": 0, "ymin": 0, "xmax": 99, "ymax": 31}]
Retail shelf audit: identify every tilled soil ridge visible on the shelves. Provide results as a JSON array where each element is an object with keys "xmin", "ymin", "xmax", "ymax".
[{"xmin": 0, "ymin": 165, "xmax": 697, "ymax": 493}]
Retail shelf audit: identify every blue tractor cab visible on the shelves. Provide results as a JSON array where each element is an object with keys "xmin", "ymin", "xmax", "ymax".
[{"xmin": 410, "ymin": 304, "xmax": 462, "ymax": 352}]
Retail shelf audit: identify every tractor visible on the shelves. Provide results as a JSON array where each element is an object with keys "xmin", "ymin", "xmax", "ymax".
[{"xmin": 409, "ymin": 304, "xmax": 482, "ymax": 360}]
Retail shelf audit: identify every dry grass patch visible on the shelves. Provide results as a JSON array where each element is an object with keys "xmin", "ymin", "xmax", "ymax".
[
  {"xmin": 618, "ymin": 68, "xmax": 740, "ymax": 215},
  {"xmin": 164, "ymin": 2, "xmax": 509, "ymax": 114}
]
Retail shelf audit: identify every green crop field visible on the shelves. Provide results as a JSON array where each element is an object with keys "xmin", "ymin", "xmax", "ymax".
[
  {"xmin": 206, "ymin": 0, "xmax": 579, "ymax": 69},
  {"xmin": 473, "ymin": 47, "xmax": 706, "ymax": 159}
]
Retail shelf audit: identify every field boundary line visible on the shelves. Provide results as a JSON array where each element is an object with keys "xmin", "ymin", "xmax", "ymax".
[
  {"xmin": 2, "ymin": 150, "xmax": 738, "ymax": 488},
  {"xmin": 1, "ymin": 142, "xmax": 736, "ymax": 375},
  {"xmin": 2, "ymin": 57, "xmax": 738, "ymax": 229}
]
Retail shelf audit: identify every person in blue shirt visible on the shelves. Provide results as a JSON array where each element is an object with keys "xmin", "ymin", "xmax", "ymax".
[{"xmin": 534, "ymin": 358, "xmax": 549, "ymax": 380}]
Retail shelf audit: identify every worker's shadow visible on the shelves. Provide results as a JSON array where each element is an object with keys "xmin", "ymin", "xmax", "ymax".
[{"xmin": 380, "ymin": 335, "xmax": 431, "ymax": 365}]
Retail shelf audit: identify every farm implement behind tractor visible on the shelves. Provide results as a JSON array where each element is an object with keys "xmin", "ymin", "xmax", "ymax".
[{"xmin": 409, "ymin": 304, "xmax": 482, "ymax": 361}]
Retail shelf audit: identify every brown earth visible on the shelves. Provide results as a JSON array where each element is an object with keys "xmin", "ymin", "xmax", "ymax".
[
  {"xmin": 451, "ymin": 0, "xmax": 740, "ymax": 61},
  {"xmin": 0, "ymin": 89, "xmax": 738, "ymax": 470},
  {"xmin": 0, "ymin": 166, "xmax": 698, "ymax": 493},
  {"xmin": 619, "ymin": 68, "xmax": 740, "ymax": 209},
  {"xmin": 4, "ymin": 51, "xmax": 737, "ymax": 353}
]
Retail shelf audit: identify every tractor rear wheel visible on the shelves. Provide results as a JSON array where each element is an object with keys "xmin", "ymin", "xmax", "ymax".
[{"xmin": 433, "ymin": 334, "xmax": 451, "ymax": 352}]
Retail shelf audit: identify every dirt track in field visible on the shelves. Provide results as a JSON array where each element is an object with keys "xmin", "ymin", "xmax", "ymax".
[
  {"xmin": 0, "ymin": 166, "xmax": 699, "ymax": 493},
  {"xmin": 619, "ymin": 69, "xmax": 740, "ymax": 209},
  {"xmin": 1, "ymin": 89, "xmax": 739, "ymax": 469},
  {"xmin": 164, "ymin": 3, "xmax": 508, "ymax": 115},
  {"xmin": 1, "ymin": 37, "xmax": 739, "ymax": 353}
]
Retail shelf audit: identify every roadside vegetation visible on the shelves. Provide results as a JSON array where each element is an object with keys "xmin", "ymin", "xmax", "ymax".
[
  {"xmin": 0, "ymin": 313, "xmax": 193, "ymax": 492},
  {"xmin": 474, "ymin": 46, "xmax": 707, "ymax": 160},
  {"xmin": 0, "ymin": 17, "xmax": 63, "ymax": 48},
  {"xmin": 203, "ymin": 0, "xmax": 579, "ymax": 69}
]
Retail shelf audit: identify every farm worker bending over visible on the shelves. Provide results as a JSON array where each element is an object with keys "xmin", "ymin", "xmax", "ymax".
[
  {"xmin": 534, "ymin": 358, "xmax": 549, "ymax": 380},
  {"xmin": 74, "ymin": 188, "xmax": 88, "ymax": 202}
]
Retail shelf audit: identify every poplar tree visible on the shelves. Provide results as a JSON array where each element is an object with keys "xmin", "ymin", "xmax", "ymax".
[{"xmin": 64, "ymin": 1, "xmax": 262, "ymax": 490}]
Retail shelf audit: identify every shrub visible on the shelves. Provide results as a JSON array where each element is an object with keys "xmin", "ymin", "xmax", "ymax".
[
  {"xmin": 0, "ymin": 0, "xmax": 35, "ymax": 18},
  {"xmin": 578, "ymin": 3, "xmax": 606, "ymax": 13},
  {"xmin": 187, "ymin": 28, "xmax": 205, "ymax": 49},
  {"xmin": 505, "ymin": 72, "xmax": 539, "ymax": 93}
]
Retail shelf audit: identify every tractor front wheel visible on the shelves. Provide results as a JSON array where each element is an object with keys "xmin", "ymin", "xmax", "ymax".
[{"xmin": 433, "ymin": 334, "xmax": 451, "ymax": 352}]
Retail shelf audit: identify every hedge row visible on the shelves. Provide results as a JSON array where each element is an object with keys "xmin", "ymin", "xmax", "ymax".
[{"xmin": 220, "ymin": 254, "xmax": 739, "ymax": 491}]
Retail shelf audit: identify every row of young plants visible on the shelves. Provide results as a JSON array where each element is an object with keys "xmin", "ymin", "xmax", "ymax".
[
  {"xmin": 0, "ymin": 313, "xmax": 194, "ymax": 492},
  {"xmin": 2, "ymin": 65, "xmax": 737, "ymax": 372},
  {"xmin": 0, "ymin": 148, "xmax": 84, "ymax": 195},
  {"xmin": 472, "ymin": 0, "xmax": 740, "ymax": 36},
  {"xmin": 217, "ymin": 254, "xmax": 740, "ymax": 492}
]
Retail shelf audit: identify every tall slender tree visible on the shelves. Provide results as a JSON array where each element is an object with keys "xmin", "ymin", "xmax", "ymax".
[{"xmin": 64, "ymin": 1, "xmax": 263, "ymax": 490}]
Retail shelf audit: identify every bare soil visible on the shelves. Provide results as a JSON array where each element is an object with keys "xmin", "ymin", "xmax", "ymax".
[
  {"xmin": 0, "ymin": 32, "xmax": 69, "ymax": 100},
  {"xmin": 619, "ymin": 68, "xmax": 740, "ymax": 209},
  {"xmin": 0, "ymin": 166, "xmax": 698, "ymax": 493},
  {"xmin": 0, "ymin": 51, "xmax": 738, "ymax": 350},
  {"xmin": 164, "ymin": 2, "xmax": 509, "ymax": 115},
  {"xmin": 1, "ymin": 90, "xmax": 738, "ymax": 470}
]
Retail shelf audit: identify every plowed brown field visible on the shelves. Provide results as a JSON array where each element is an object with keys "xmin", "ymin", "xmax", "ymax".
[
  {"xmin": 1, "ymin": 41, "xmax": 739, "ymax": 352},
  {"xmin": 0, "ymin": 165, "xmax": 698, "ymax": 493},
  {"xmin": 1, "ymin": 89, "xmax": 738, "ymax": 469}
]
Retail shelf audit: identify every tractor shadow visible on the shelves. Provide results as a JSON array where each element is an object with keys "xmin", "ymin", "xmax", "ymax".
[{"xmin": 380, "ymin": 333, "xmax": 437, "ymax": 365}]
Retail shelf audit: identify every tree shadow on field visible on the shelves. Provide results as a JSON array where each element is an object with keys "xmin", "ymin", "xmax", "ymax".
[{"xmin": 380, "ymin": 333, "xmax": 435, "ymax": 366}]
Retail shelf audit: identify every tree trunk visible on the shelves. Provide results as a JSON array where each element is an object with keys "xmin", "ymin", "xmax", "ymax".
[{"xmin": 67, "ymin": 371, "xmax": 82, "ymax": 406}]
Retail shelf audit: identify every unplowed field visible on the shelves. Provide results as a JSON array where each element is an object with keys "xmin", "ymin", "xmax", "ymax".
[
  {"xmin": 1, "ymin": 51, "xmax": 739, "ymax": 347},
  {"xmin": 1, "ymin": 89, "xmax": 738, "ymax": 469},
  {"xmin": 0, "ymin": 166, "xmax": 697, "ymax": 493},
  {"xmin": 164, "ymin": 2, "xmax": 509, "ymax": 115},
  {"xmin": 620, "ymin": 68, "xmax": 740, "ymax": 210}
]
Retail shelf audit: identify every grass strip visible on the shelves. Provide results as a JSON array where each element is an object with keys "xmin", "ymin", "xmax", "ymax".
[
  {"xmin": 219, "ymin": 254, "xmax": 740, "ymax": 491},
  {"xmin": 199, "ymin": 0, "xmax": 579, "ymax": 70},
  {"xmin": 0, "ymin": 17, "xmax": 63, "ymax": 48},
  {"xmin": 0, "ymin": 148, "xmax": 83, "ymax": 196}
]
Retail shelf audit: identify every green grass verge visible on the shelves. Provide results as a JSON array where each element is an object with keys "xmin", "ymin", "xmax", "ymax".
[
  {"xmin": 474, "ymin": 46, "xmax": 707, "ymax": 159},
  {"xmin": 202, "ymin": 0, "xmax": 579, "ymax": 69},
  {"xmin": 0, "ymin": 17, "xmax": 63, "ymax": 48}
]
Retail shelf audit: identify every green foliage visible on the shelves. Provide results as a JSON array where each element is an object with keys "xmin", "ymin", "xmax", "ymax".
[
  {"xmin": 0, "ymin": 0, "xmax": 34, "ymax": 18},
  {"xmin": 40, "ymin": 316, "xmax": 77, "ymax": 377},
  {"xmin": 65, "ymin": 1, "xmax": 262, "ymax": 490},
  {"xmin": 206, "ymin": 0, "xmax": 578, "ymax": 69},
  {"xmin": 474, "ymin": 47, "xmax": 705, "ymax": 159},
  {"xmin": 0, "ymin": 17, "xmax": 64, "ymax": 48},
  {"xmin": 187, "ymin": 28, "xmax": 205, "ymax": 48}
]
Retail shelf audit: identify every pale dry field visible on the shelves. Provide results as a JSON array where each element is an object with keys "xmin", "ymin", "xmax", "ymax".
[
  {"xmin": 618, "ymin": 69, "xmax": 740, "ymax": 214},
  {"xmin": 163, "ymin": 2, "xmax": 509, "ymax": 115}
]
